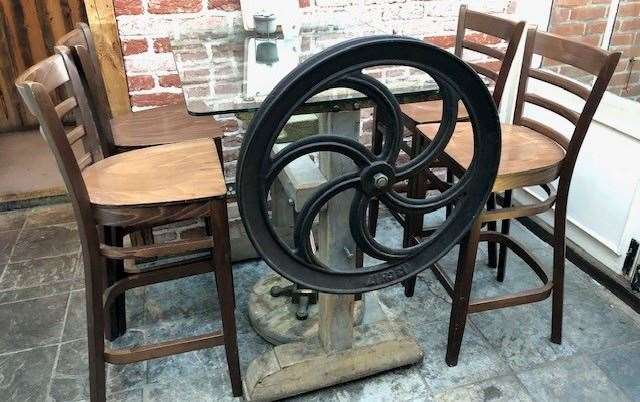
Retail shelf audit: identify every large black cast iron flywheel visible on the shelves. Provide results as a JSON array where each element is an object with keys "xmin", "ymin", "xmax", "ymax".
[{"xmin": 237, "ymin": 35, "xmax": 501, "ymax": 294}]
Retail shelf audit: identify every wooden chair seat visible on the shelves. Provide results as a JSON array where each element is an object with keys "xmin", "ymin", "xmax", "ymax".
[
  {"xmin": 401, "ymin": 100, "xmax": 469, "ymax": 125},
  {"xmin": 417, "ymin": 122, "xmax": 566, "ymax": 192},
  {"xmin": 83, "ymin": 138, "xmax": 226, "ymax": 206},
  {"xmin": 111, "ymin": 101, "xmax": 227, "ymax": 148}
]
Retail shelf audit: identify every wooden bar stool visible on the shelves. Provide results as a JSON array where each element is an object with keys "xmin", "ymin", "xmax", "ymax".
[
  {"xmin": 56, "ymin": 23, "xmax": 227, "ymax": 159},
  {"xmin": 57, "ymin": 24, "xmax": 230, "ymax": 330},
  {"xmin": 369, "ymin": 6, "xmax": 525, "ymax": 293},
  {"xmin": 15, "ymin": 48, "xmax": 242, "ymax": 401},
  {"xmin": 413, "ymin": 30, "xmax": 620, "ymax": 366},
  {"xmin": 401, "ymin": 5, "xmax": 525, "ymax": 132}
]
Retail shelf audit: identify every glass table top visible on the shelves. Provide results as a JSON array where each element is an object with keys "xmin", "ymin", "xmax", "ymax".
[{"xmin": 170, "ymin": 24, "xmax": 440, "ymax": 116}]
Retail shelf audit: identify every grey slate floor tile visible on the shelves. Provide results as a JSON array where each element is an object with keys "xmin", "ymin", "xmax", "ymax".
[
  {"xmin": 332, "ymin": 366, "xmax": 432, "ymax": 402},
  {"xmin": 592, "ymin": 340, "xmax": 640, "ymax": 400},
  {"xmin": 562, "ymin": 285, "xmax": 640, "ymax": 353},
  {"xmin": 433, "ymin": 375, "xmax": 532, "ymax": 402},
  {"xmin": 0, "ymin": 206, "xmax": 640, "ymax": 401},
  {"xmin": 0, "ymin": 209, "xmax": 26, "ymax": 232},
  {"xmin": 410, "ymin": 319, "xmax": 511, "ymax": 395},
  {"xmin": 62, "ymin": 290, "xmax": 87, "ymax": 341},
  {"xmin": 0, "ymin": 294, "xmax": 68, "ymax": 353},
  {"xmin": 24, "ymin": 203, "xmax": 75, "ymax": 228},
  {"xmin": 49, "ymin": 339, "xmax": 146, "ymax": 401},
  {"xmin": 0, "ymin": 279, "xmax": 73, "ymax": 305},
  {"xmin": 142, "ymin": 376, "xmax": 236, "ymax": 402},
  {"xmin": 470, "ymin": 302, "xmax": 578, "ymax": 371},
  {"xmin": 0, "ymin": 345, "xmax": 57, "ymax": 401},
  {"xmin": 517, "ymin": 355, "xmax": 630, "ymax": 401},
  {"xmin": 0, "ymin": 229, "xmax": 19, "ymax": 265},
  {"xmin": 11, "ymin": 224, "xmax": 79, "ymax": 261},
  {"xmin": 0, "ymin": 253, "xmax": 78, "ymax": 290}
]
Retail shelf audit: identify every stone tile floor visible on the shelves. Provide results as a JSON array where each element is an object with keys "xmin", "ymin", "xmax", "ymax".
[{"xmin": 1, "ymin": 203, "xmax": 640, "ymax": 401}]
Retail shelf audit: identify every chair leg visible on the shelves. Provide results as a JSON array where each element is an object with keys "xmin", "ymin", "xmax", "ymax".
[
  {"xmin": 551, "ymin": 200, "xmax": 566, "ymax": 345},
  {"xmin": 104, "ymin": 226, "xmax": 126, "ymax": 341},
  {"xmin": 486, "ymin": 193, "xmax": 497, "ymax": 268},
  {"xmin": 446, "ymin": 217, "xmax": 481, "ymax": 367},
  {"xmin": 496, "ymin": 190, "xmax": 513, "ymax": 282},
  {"xmin": 402, "ymin": 133, "xmax": 426, "ymax": 298},
  {"xmin": 211, "ymin": 199, "xmax": 243, "ymax": 397},
  {"xmin": 445, "ymin": 168, "xmax": 454, "ymax": 218},
  {"xmin": 84, "ymin": 254, "xmax": 107, "ymax": 402}
]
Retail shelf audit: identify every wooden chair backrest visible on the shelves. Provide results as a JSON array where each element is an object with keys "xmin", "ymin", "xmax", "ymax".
[
  {"xmin": 56, "ymin": 23, "xmax": 115, "ymax": 148},
  {"xmin": 15, "ymin": 49, "xmax": 108, "ymax": 215},
  {"xmin": 454, "ymin": 5, "xmax": 526, "ymax": 107},
  {"xmin": 514, "ymin": 29, "xmax": 621, "ymax": 165}
]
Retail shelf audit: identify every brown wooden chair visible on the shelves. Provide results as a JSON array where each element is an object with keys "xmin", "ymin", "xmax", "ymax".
[
  {"xmin": 413, "ymin": 29, "xmax": 620, "ymax": 366},
  {"xmin": 374, "ymin": 6, "xmax": 525, "ymax": 293},
  {"xmin": 56, "ymin": 23, "xmax": 227, "ymax": 159},
  {"xmin": 15, "ymin": 48, "xmax": 242, "ymax": 401},
  {"xmin": 401, "ymin": 5, "xmax": 525, "ymax": 132}
]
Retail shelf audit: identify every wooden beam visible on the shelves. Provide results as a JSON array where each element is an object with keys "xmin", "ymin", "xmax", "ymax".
[{"xmin": 83, "ymin": 0, "xmax": 130, "ymax": 116}]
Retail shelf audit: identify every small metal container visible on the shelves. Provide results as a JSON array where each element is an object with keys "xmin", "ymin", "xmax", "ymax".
[{"xmin": 254, "ymin": 12, "xmax": 277, "ymax": 35}]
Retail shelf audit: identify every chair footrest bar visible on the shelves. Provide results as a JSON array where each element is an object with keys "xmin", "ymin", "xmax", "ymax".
[
  {"xmin": 481, "ymin": 193, "xmax": 556, "ymax": 223},
  {"xmin": 431, "ymin": 262, "xmax": 454, "ymax": 297},
  {"xmin": 101, "ymin": 237, "xmax": 214, "ymax": 260},
  {"xmin": 104, "ymin": 331, "xmax": 224, "ymax": 364},
  {"xmin": 468, "ymin": 231, "xmax": 553, "ymax": 313},
  {"xmin": 469, "ymin": 282, "xmax": 553, "ymax": 313}
]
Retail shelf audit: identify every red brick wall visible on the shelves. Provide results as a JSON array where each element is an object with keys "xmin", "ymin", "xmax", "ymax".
[
  {"xmin": 609, "ymin": 0, "xmax": 640, "ymax": 100},
  {"xmin": 546, "ymin": 0, "xmax": 640, "ymax": 101}
]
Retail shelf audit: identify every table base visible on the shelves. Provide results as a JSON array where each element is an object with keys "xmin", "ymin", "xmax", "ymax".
[{"xmin": 242, "ymin": 318, "xmax": 423, "ymax": 401}]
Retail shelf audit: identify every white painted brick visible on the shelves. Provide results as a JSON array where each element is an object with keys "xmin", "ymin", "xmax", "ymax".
[{"xmin": 124, "ymin": 53, "xmax": 177, "ymax": 74}]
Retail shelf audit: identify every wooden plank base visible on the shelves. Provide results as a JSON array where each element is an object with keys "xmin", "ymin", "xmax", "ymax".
[{"xmin": 243, "ymin": 319, "xmax": 423, "ymax": 401}]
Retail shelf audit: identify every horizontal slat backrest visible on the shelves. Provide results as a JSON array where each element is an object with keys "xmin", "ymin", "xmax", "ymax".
[
  {"xmin": 454, "ymin": 5, "xmax": 525, "ymax": 107},
  {"xmin": 56, "ymin": 23, "xmax": 115, "ymax": 152},
  {"xmin": 15, "ymin": 51, "xmax": 105, "ymax": 187},
  {"xmin": 514, "ymin": 29, "xmax": 621, "ymax": 157}
]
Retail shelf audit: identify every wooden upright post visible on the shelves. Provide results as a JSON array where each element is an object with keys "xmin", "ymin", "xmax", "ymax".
[{"xmin": 83, "ymin": 0, "xmax": 130, "ymax": 116}]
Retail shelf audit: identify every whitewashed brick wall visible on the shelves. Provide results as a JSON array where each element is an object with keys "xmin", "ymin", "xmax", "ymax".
[{"xmin": 113, "ymin": 0, "xmax": 518, "ymax": 178}]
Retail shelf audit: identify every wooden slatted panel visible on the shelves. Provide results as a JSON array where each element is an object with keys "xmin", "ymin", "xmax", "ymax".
[
  {"xmin": 462, "ymin": 40, "xmax": 505, "ymax": 61},
  {"xmin": 529, "ymin": 68, "xmax": 591, "ymax": 100},
  {"xmin": 470, "ymin": 63, "xmax": 499, "ymax": 81},
  {"xmin": 66, "ymin": 124, "xmax": 85, "ymax": 144},
  {"xmin": 55, "ymin": 96, "xmax": 77, "ymax": 118},
  {"xmin": 519, "ymin": 117, "xmax": 570, "ymax": 150},
  {"xmin": 77, "ymin": 152, "xmax": 93, "ymax": 170},
  {"xmin": 524, "ymin": 93, "xmax": 580, "ymax": 126},
  {"xmin": 0, "ymin": 0, "xmax": 86, "ymax": 132}
]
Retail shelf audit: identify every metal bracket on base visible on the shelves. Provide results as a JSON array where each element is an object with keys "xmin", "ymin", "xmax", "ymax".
[
  {"xmin": 270, "ymin": 283, "xmax": 319, "ymax": 320},
  {"xmin": 248, "ymin": 274, "xmax": 364, "ymax": 345}
]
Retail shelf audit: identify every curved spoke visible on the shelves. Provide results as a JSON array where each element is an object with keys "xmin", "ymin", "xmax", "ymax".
[
  {"xmin": 266, "ymin": 135, "xmax": 375, "ymax": 188},
  {"xmin": 395, "ymin": 80, "xmax": 460, "ymax": 179},
  {"xmin": 333, "ymin": 73, "xmax": 403, "ymax": 163},
  {"xmin": 349, "ymin": 192, "xmax": 428, "ymax": 261},
  {"xmin": 293, "ymin": 173, "xmax": 360, "ymax": 263},
  {"xmin": 381, "ymin": 176, "xmax": 468, "ymax": 215}
]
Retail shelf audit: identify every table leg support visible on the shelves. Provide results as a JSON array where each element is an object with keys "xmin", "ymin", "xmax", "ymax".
[{"xmin": 243, "ymin": 111, "xmax": 423, "ymax": 401}]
